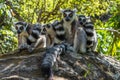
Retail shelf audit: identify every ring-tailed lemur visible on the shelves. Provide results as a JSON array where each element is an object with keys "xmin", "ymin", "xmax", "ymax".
[
  {"xmin": 14, "ymin": 21, "xmax": 47, "ymax": 52},
  {"xmin": 60, "ymin": 8, "xmax": 78, "ymax": 45},
  {"xmin": 78, "ymin": 15, "xmax": 97, "ymax": 52},
  {"xmin": 41, "ymin": 20, "xmax": 66, "ymax": 47}
]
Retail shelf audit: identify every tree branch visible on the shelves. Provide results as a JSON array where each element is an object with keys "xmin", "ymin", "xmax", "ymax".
[
  {"xmin": 37, "ymin": 0, "xmax": 45, "ymax": 23},
  {"xmin": 95, "ymin": 28, "xmax": 120, "ymax": 34},
  {"xmin": 5, "ymin": 0, "xmax": 24, "ymax": 21},
  {"xmin": 38, "ymin": 0, "xmax": 65, "ymax": 23},
  {"xmin": 31, "ymin": 0, "xmax": 40, "ymax": 23}
]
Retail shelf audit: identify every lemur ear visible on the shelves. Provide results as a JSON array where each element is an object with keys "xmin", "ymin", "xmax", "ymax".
[
  {"xmin": 86, "ymin": 16, "xmax": 91, "ymax": 20},
  {"xmin": 14, "ymin": 22, "xmax": 17, "ymax": 26},
  {"xmin": 22, "ymin": 22, "xmax": 27, "ymax": 25},
  {"xmin": 13, "ymin": 22, "xmax": 18, "ymax": 30},
  {"xmin": 14, "ymin": 21, "xmax": 26, "ymax": 25},
  {"xmin": 73, "ymin": 8, "xmax": 77, "ymax": 12},
  {"xmin": 60, "ymin": 8, "xmax": 64, "ymax": 13}
]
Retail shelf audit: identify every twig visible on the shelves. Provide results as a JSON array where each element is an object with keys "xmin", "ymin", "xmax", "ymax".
[
  {"xmin": 95, "ymin": 28, "xmax": 120, "ymax": 34},
  {"xmin": 31, "ymin": 0, "xmax": 40, "ymax": 23},
  {"xmin": 5, "ymin": 0, "xmax": 24, "ymax": 21},
  {"xmin": 41, "ymin": 0, "xmax": 65, "ymax": 23},
  {"xmin": 37, "ymin": 0, "xmax": 45, "ymax": 22},
  {"xmin": 110, "ymin": 34, "xmax": 116, "ymax": 56}
]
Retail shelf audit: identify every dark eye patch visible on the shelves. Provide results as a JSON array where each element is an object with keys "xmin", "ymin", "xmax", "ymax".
[
  {"xmin": 63, "ymin": 13, "xmax": 67, "ymax": 17},
  {"xmin": 20, "ymin": 26, "xmax": 24, "ymax": 30},
  {"xmin": 83, "ymin": 19, "xmax": 86, "ymax": 22},
  {"xmin": 15, "ymin": 26, "xmax": 18, "ymax": 30},
  {"xmin": 46, "ymin": 24, "xmax": 51, "ymax": 28},
  {"xmin": 79, "ymin": 18, "xmax": 82, "ymax": 21},
  {"xmin": 69, "ymin": 13, "xmax": 73, "ymax": 17}
]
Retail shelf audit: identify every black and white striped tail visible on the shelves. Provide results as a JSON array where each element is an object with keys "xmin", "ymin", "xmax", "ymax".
[{"xmin": 41, "ymin": 43, "xmax": 67, "ymax": 78}]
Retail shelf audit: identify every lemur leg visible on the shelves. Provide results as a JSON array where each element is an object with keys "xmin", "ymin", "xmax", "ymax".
[
  {"xmin": 19, "ymin": 36, "xmax": 28, "ymax": 50},
  {"xmin": 18, "ymin": 35, "xmax": 24, "ymax": 52},
  {"xmin": 42, "ymin": 35, "xmax": 47, "ymax": 48},
  {"xmin": 28, "ymin": 36, "xmax": 46, "ymax": 52},
  {"xmin": 74, "ymin": 27, "xmax": 87, "ymax": 53}
]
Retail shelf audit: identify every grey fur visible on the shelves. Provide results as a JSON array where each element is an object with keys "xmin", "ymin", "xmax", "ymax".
[{"xmin": 74, "ymin": 27, "xmax": 87, "ymax": 53}]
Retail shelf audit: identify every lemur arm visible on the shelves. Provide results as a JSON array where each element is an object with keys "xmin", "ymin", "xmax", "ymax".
[
  {"xmin": 18, "ymin": 35, "xmax": 28, "ymax": 50},
  {"xmin": 27, "ymin": 35, "xmax": 46, "ymax": 52}
]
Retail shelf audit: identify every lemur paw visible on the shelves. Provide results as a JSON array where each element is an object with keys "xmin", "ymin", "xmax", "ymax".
[
  {"xmin": 28, "ymin": 47, "xmax": 35, "ymax": 53},
  {"xmin": 80, "ymin": 48, "xmax": 86, "ymax": 54},
  {"xmin": 19, "ymin": 44, "xmax": 27, "ymax": 50}
]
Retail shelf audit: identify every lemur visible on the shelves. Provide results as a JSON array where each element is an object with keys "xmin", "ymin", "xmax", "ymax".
[
  {"xmin": 41, "ymin": 20, "xmax": 66, "ymax": 47},
  {"xmin": 14, "ymin": 21, "xmax": 47, "ymax": 52},
  {"xmin": 78, "ymin": 15, "xmax": 97, "ymax": 52},
  {"xmin": 60, "ymin": 8, "xmax": 78, "ymax": 45},
  {"xmin": 60, "ymin": 8, "xmax": 87, "ymax": 53}
]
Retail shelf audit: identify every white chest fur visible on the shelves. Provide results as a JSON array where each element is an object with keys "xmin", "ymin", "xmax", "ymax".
[{"xmin": 63, "ymin": 22, "xmax": 72, "ymax": 35}]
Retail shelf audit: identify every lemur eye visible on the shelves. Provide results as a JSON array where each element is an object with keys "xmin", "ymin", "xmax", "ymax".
[
  {"xmin": 83, "ymin": 19, "xmax": 86, "ymax": 22},
  {"xmin": 15, "ymin": 26, "xmax": 18, "ymax": 30},
  {"xmin": 46, "ymin": 24, "xmax": 51, "ymax": 28},
  {"xmin": 63, "ymin": 13, "xmax": 67, "ymax": 17},
  {"xmin": 39, "ymin": 29, "xmax": 41, "ymax": 32},
  {"xmin": 79, "ymin": 18, "xmax": 82, "ymax": 21},
  {"xmin": 69, "ymin": 13, "xmax": 73, "ymax": 17},
  {"xmin": 20, "ymin": 26, "xmax": 23, "ymax": 30}
]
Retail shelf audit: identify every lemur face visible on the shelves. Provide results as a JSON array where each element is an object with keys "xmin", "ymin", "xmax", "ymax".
[
  {"xmin": 60, "ymin": 8, "xmax": 77, "ymax": 22},
  {"xmin": 78, "ymin": 15, "xmax": 91, "ymax": 25},
  {"xmin": 14, "ymin": 21, "xmax": 27, "ymax": 34},
  {"xmin": 78, "ymin": 15, "xmax": 86, "ymax": 25},
  {"xmin": 41, "ymin": 24, "xmax": 53, "ymax": 35}
]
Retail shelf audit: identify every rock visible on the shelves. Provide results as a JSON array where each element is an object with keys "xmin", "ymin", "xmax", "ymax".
[{"xmin": 0, "ymin": 49, "xmax": 120, "ymax": 80}]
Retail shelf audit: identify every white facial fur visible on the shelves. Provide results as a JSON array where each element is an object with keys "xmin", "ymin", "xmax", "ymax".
[{"xmin": 60, "ymin": 8, "xmax": 77, "ymax": 23}]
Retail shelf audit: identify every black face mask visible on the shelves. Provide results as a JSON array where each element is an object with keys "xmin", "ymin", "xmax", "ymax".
[
  {"xmin": 65, "ymin": 17, "xmax": 71, "ymax": 21},
  {"xmin": 17, "ymin": 30, "xmax": 21, "ymax": 34}
]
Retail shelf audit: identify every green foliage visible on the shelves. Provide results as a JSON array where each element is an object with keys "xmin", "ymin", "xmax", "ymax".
[
  {"xmin": 0, "ymin": 30, "xmax": 18, "ymax": 54},
  {"xmin": 0, "ymin": 1, "xmax": 18, "ymax": 54},
  {"xmin": 0, "ymin": 0, "xmax": 120, "ymax": 60}
]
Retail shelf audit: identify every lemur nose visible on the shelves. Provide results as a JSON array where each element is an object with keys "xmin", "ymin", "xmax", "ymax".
[
  {"xmin": 46, "ymin": 24, "xmax": 51, "ymax": 28},
  {"xmin": 41, "ymin": 28, "xmax": 46, "ymax": 35},
  {"xmin": 43, "ymin": 28, "xmax": 46, "ymax": 32},
  {"xmin": 65, "ymin": 18, "xmax": 70, "ymax": 21},
  {"xmin": 80, "ymin": 22, "xmax": 83, "ymax": 25},
  {"xmin": 17, "ymin": 30, "xmax": 21, "ymax": 34}
]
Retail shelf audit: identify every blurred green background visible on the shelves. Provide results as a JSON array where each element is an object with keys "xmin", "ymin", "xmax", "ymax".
[{"xmin": 0, "ymin": 0, "xmax": 120, "ymax": 59}]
